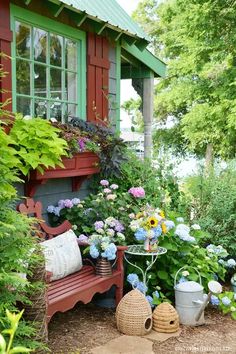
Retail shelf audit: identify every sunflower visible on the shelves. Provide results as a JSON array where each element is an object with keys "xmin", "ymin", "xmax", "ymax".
[
  {"xmin": 160, "ymin": 210, "xmax": 165, "ymax": 218},
  {"xmin": 147, "ymin": 216, "xmax": 158, "ymax": 228},
  {"xmin": 161, "ymin": 223, "xmax": 167, "ymax": 234}
]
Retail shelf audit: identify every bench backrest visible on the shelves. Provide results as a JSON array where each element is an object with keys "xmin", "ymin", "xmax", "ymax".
[{"xmin": 17, "ymin": 198, "xmax": 71, "ymax": 240}]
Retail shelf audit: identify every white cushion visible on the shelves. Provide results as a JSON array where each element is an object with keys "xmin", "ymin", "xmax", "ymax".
[{"xmin": 41, "ymin": 230, "xmax": 82, "ymax": 281}]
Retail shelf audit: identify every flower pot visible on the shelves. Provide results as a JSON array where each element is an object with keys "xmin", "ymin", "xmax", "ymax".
[
  {"xmin": 144, "ymin": 239, "xmax": 158, "ymax": 252},
  {"xmin": 25, "ymin": 152, "xmax": 100, "ymax": 197},
  {"xmin": 95, "ymin": 257, "xmax": 112, "ymax": 277}
]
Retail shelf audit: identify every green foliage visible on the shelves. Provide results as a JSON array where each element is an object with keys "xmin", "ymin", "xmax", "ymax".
[
  {"xmin": 71, "ymin": 118, "xmax": 128, "ymax": 178},
  {"xmin": 134, "ymin": 0, "xmax": 236, "ymax": 159},
  {"xmin": 121, "ymin": 98, "xmax": 144, "ymax": 133},
  {"xmin": 0, "ymin": 62, "xmax": 44, "ymax": 350},
  {"xmin": 9, "ymin": 116, "xmax": 68, "ymax": 176},
  {"xmin": 0, "ymin": 310, "xmax": 31, "ymax": 353},
  {"xmin": 109, "ymin": 152, "xmax": 182, "ymax": 211},
  {"xmin": 215, "ymin": 291, "xmax": 236, "ymax": 320},
  {"xmin": 183, "ymin": 162, "xmax": 236, "ymax": 255}
]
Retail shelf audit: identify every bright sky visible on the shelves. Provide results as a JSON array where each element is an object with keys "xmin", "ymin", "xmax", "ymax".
[
  {"xmin": 116, "ymin": 0, "xmax": 140, "ymax": 15},
  {"xmin": 116, "ymin": 0, "xmax": 140, "ymax": 130}
]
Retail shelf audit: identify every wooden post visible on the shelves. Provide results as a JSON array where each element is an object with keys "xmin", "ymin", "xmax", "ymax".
[
  {"xmin": 0, "ymin": 0, "xmax": 13, "ymax": 111},
  {"xmin": 143, "ymin": 73, "xmax": 154, "ymax": 159}
]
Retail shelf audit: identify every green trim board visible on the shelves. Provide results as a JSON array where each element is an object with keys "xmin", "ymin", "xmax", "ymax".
[
  {"xmin": 115, "ymin": 43, "xmax": 121, "ymax": 132},
  {"xmin": 121, "ymin": 40, "xmax": 166, "ymax": 78},
  {"xmin": 10, "ymin": 4, "xmax": 86, "ymax": 120},
  {"xmin": 121, "ymin": 65, "xmax": 154, "ymax": 79}
]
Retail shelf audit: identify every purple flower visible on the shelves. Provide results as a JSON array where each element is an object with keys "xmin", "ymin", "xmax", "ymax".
[
  {"xmin": 114, "ymin": 221, "xmax": 125, "ymax": 232},
  {"xmin": 110, "ymin": 184, "xmax": 118, "ymax": 190},
  {"xmin": 94, "ymin": 221, "xmax": 104, "ymax": 230},
  {"xmin": 64, "ymin": 199, "xmax": 73, "ymax": 208},
  {"xmin": 78, "ymin": 234, "xmax": 89, "ymax": 243},
  {"xmin": 58, "ymin": 199, "xmax": 65, "ymax": 208},
  {"xmin": 71, "ymin": 198, "xmax": 80, "ymax": 205},
  {"xmin": 78, "ymin": 137, "xmax": 89, "ymax": 152},
  {"xmin": 128, "ymin": 187, "xmax": 145, "ymax": 198},
  {"xmin": 146, "ymin": 295, "xmax": 154, "ymax": 308},
  {"xmin": 100, "ymin": 180, "xmax": 109, "ymax": 186}
]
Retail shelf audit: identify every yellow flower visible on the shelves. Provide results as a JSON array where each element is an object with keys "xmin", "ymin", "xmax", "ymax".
[
  {"xmin": 161, "ymin": 223, "xmax": 167, "ymax": 234},
  {"xmin": 136, "ymin": 212, "xmax": 143, "ymax": 219},
  {"xmin": 147, "ymin": 216, "xmax": 158, "ymax": 228},
  {"xmin": 160, "ymin": 210, "xmax": 165, "ymax": 218}
]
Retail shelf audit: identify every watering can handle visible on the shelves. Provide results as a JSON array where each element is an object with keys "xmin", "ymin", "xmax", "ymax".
[{"xmin": 174, "ymin": 266, "xmax": 202, "ymax": 286}]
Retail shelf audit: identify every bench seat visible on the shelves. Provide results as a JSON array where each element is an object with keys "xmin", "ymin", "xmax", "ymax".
[
  {"xmin": 17, "ymin": 198, "xmax": 127, "ymax": 324},
  {"xmin": 48, "ymin": 265, "xmax": 123, "ymax": 321}
]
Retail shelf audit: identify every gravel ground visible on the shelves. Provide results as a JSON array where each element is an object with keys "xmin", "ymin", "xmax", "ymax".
[{"xmin": 48, "ymin": 303, "xmax": 236, "ymax": 354}]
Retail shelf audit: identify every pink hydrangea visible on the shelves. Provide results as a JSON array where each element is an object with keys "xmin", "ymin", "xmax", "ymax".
[
  {"xmin": 128, "ymin": 187, "xmax": 145, "ymax": 198},
  {"xmin": 100, "ymin": 179, "xmax": 109, "ymax": 186}
]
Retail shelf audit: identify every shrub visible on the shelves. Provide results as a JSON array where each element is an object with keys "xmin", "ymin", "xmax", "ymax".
[{"xmin": 184, "ymin": 162, "xmax": 236, "ymax": 255}]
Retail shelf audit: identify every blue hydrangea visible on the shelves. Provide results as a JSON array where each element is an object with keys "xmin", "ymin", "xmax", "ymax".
[
  {"xmin": 178, "ymin": 276, "xmax": 187, "ymax": 284},
  {"xmin": 90, "ymin": 244, "xmax": 99, "ymax": 259},
  {"xmin": 165, "ymin": 220, "xmax": 175, "ymax": 230},
  {"xmin": 136, "ymin": 281, "xmax": 148, "ymax": 294},
  {"xmin": 210, "ymin": 295, "xmax": 220, "ymax": 306},
  {"xmin": 71, "ymin": 198, "xmax": 80, "ymax": 205},
  {"xmin": 127, "ymin": 273, "xmax": 139, "ymax": 287},
  {"xmin": 47, "ymin": 205, "xmax": 55, "ymax": 213},
  {"xmin": 101, "ymin": 243, "xmax": 117, "ymax": 260},
  {"xmin": 227, "ymin": 259, "xmax": 236, "ymax": 268},
  {"xmin": 153, "ymin": 225, "xmax": 162, "ymax": 238},
  {"xmin": 222, "ymin": 296, "xmax": 231, "ymax": 306},
  {"xmin": 153, "ymin": 290, "xmax": 160, "ymax": 299},
  {"xmin": 135, "ymin": 228, "xmax": 147, "ymax": 241},
  {"xmin": 146, "ymin": 295, "xmax": 154, "ymax": 308},
  {"xmin": 54, "ymin": 206, "xmax": 61, "ymax": 217}
]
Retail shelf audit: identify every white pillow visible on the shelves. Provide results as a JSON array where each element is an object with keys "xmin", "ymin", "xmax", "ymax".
[{"xmin": 41, "ymin": 230, "xmax": 82, "ymax": 281}]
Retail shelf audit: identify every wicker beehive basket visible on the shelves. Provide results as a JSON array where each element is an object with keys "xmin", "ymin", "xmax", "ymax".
[
  {"xmin": 116, "ymin": 289, "xmax": 152, "ymax": 336},
  {"xmin": 153, "ymin": 302, "xmax": 179, "ymax": 333}
]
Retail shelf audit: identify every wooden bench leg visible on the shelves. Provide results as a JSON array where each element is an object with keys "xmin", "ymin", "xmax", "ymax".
[{"xmin": 115, "ymin": 285, "xmax": 123, "ymax": 306}]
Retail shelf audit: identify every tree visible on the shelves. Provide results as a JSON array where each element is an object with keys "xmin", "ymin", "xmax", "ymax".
[
  {"xmin": 133, "ymin": 0, "xmax": 236, "ymax": 163},
  {"xmin": 121, "ymin": 97, "xmax": 144, "ymax": 132}
]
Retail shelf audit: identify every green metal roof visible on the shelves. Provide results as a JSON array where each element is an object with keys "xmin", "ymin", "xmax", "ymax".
[
  {"xmin": 49, "ymin": 0, "xmax": 150, "ymax": 42},
  {"xmin": 122, "ymin": 41, "xmax": 166, "ymax": 78}
]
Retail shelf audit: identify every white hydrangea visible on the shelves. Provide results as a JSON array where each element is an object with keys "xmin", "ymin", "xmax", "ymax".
[{"xmin": 191, "ymin": 224, "xmax": 201, "ymax": 230}]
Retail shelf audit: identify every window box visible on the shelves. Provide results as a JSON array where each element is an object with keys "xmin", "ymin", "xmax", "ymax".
[{"xmin": 25, "ymin": 152, "xmax": 100, "ymax": 197}]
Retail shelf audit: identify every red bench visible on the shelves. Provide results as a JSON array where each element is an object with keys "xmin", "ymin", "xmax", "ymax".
[{"xmin": 18, "ymin": 198, "xmax": 127, "ymax": 323}]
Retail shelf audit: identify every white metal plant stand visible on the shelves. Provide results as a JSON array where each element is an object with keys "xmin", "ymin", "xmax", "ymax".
[{"xmin": 124, "ymin": 244, "xmax": 167, "ymax": 294}]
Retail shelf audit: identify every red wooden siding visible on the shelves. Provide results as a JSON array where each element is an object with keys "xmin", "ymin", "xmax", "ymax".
[
  {"xmin": 0, "ymin": 0, "xmax": 12, "ymax": 111},
  {"xmin": 87, "ymin": 33, "xmax": 110, "ymax": 125}
]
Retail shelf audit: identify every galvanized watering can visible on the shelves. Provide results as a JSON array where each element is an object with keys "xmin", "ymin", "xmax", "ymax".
[{"xmin": 174, "ymin": 266, "xmax": 222, "ymax": 326}]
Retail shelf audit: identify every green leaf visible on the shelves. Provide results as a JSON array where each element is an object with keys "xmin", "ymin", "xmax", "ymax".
[
  {"xmin": 9, "ymin": 347, "xmax": 31, "ymax": 353},
  {"xmin": 157, "ymin": 270, "xmax": 168, "ymax": 280}
]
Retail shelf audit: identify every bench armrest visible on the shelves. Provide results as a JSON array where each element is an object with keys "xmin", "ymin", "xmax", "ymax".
[{"xmin": 116, "ymin": 245, "xmax": 128, "ymax": 272}]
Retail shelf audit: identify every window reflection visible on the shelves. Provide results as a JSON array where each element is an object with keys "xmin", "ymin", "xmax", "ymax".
[
  {"xmin": 50, "ymin": 68, "xmax": 62, "ymax": 99},
  {"xmin": 16, "ymin": 59, "xmax": 30, "ymax": 95},
  {"xmin": 50, "ymin": 101, "xmax": 62, "ymax": 122},
  {"xmin": 50, "ymin": 34, "xmax": 62, "ymax": 67},
  {"xmin": 34, "ymin": 64, "xmax": 47, "ymax": 97},
  {"xmin": 35, "ymin": 100, "xmax": 47, "ymax": 119},
  {"xmin": 16, "ymin": 21, "xmax": 31, "ymax": 58},
  {"xmin": 65, "ymin": 39, "xmax": 77, "ymax": 71},
  {"xmin": 34, "ymin": 28, "xmax": 47, "ymax": 63}
]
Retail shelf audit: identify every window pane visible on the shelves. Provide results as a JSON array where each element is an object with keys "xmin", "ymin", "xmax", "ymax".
[
  {"xmin": 35, "ymin": 99, "xmax": 47, "ymax": 119},
  {"xmin": 50, "ymin": 34, "xmax": 63, "ymax": 67},
  {"xmin": 65, "ymin": 72, "xmax": 77, "ymax": 102},
  {"xmin": 50, "ymin": 68, "xmax": 62, "ymax": 99},
  {"xmin": 16, "ymin": 59, "xmax": 30, "ymax": 95},
  {"xmin": 65, "ymin": 103, "xmax": 77, "ymax": 122},
  {"xmin": 34, "ymin": 64, "xmax": 47, "ymax": 97},
  {"xmin": 16, "ymin": 96, "xmax": 31, "ymax": 117},
  {"xmin": 34, "ymin": 28, "xmax": 47, "ymax": 63},
  {"xmin": 50, "ymin": 101, "xmax": 62, "ymax": 122},
  {"xmin": 15, "ymin": 21, "xmax": 31, "ymax": 58},
  {"xmin": 65, "ymin": 39, "xmax": 77, "ymax": 71}
]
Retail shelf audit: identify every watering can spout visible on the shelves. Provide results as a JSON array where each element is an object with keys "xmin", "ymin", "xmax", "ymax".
[{"xmin": 195, "ymin": 280, "xmax": 222, "ymax": 322}]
